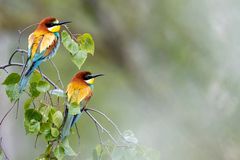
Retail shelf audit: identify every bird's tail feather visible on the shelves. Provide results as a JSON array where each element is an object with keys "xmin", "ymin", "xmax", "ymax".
[
  {"xmin": 61, "ymin": 108, "xmax": 74, "ymax": 140},
  {"xmin": 19, "ymin": 75, "xmax": 30, "ymax": 93},
  {"xmin": 18, "ymin": 60, "xmax": 42, "ymax": 93},
  {"xmin": 61, "ymin": 106, "xmax": 82, "ymax": 140}
]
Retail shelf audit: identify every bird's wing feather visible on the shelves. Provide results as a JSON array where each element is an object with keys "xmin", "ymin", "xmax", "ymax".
[
  {"xmin": 40, "ymin": 33, "xmax": 56, "ymax": 53},
  {"xmin": 28, "ymin": 33, "xmax": 35, "ymax": 51},
  {"xmin": 30, "ymin": 33, "xmax": 57, "ymax": 61},
  {"xmin": 43, "ymin": 38, "xmax": 58, "ymax": 58},
  {"xmin": 29, "ymin": 34, "xmax": 44, "ymax": 60}
]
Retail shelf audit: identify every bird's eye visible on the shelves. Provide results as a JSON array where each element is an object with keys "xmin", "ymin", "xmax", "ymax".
[{"xmin": 45, "ymin": 23, "xmax": 54, "ymax": 28}]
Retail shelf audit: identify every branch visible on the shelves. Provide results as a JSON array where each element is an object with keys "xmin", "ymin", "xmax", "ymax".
[
  {"xmin": 84, "ymin": 110, "xmax": 118, "ymax": 145},
  {"xmin": 8, "ymin": 49, "xmax": 28, "ymax": 65},
  {"xmin": 63, "ymin": 25, "xmax": 77, "ymax": 41},
  {"xmin": 86, "ymin": 108, "xmax": 124, "ymax": 139},
  {"xmin": 49, "ymin": 59, "xmax": 64, "ymax": 89},
  {"xmin": 17, "ymin": 23, "xmax": 38, "ymax": 48},
  {"xmin": 0, "ymin": 63, "xmax": 59, "ymax": 89},
  {"xmin": 0, "ymin": 137, "xmax": 9, "ymax": 160},
  {"xmin": 0, "ymin": 100, "xmax": 18, "ymax": 126}
]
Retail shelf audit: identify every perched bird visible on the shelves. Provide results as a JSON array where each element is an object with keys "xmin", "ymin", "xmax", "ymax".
[
  {"xmin": 61, "ymin": 71, "xmax": 103, "ymax": 140},
  {"xmin": 18, "ymin": 17, "xmax": 71, "ymax": 92}
]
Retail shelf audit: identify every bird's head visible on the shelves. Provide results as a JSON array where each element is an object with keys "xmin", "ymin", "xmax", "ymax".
[
  {"xmin": 74, "ymin": 71, "xmax": 104, "ymax": 85},
  {"xmin": 38, "ymin": 17, "xmax": 71, "ymax": 33}
]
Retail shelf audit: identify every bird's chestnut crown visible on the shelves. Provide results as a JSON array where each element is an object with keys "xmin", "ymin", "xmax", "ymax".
[
  {"xmin": 74, "ymin": 71, "xmax": 104, "ymax": 85},
  {"xmin": 39, "ymin": 17, "xmax": 71, "ymax": 33}
]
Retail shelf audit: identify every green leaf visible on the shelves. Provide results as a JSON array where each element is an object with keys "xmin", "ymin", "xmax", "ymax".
[
  {"xmin": 44, "ymin": 144, "xmax": 52, "ymax": 156},
  {"xmin": 61, "ymin": 30, "xmax": 79, "ymax": 55},
  {"xmin": 77, "ymin": 33, "xmax": 95, "ymax": 55},
  {"xmin": 24, "ymin": 109, "xmax": 42, "ymax": 133},
  {"xmin": 30, "ymin": 82, "xmax": 40, "ymax": 98},
  {"xmin": 40, "ymin": 122, "xmax": 51, "ymax": 134},
  {"xmin": 29, "ymin": 71, "xmax": 42, "ymax": 84},
  {"xmin": 52, "ymin": 111, "xmax": 63, "ymax": 128},
  {"xmin": 61, "ymin": 30, "xmax": 94, "ymax": 69},
  {"xmin": 5, "ymin": 84, "xmax": 19, "ymax": 102},
  {"xmin": 68, "ymin": 103, "xmax": 81, "ymax": 115},
  {"xmin": 54, "ymin": 144, "xmax": 65, "ymax": 160},
  {"xmin": 62, "ymin": 138, "xmax": 77, "ymax": 156},
  {"xmin": 25, "ymin": 109, "xmax": 42, "ymax": 121},
  {"xmin": 48, "ymin": 107, "xmax": 57, "ymax": 122},
  {"xmin": 2, "ymin": 73, "xmax": 20, "ymax": 85},
  {"xmin": 24, "ymin": 98, "xmax": 33, "ymax": 110},
  {"xmin": 28, "ymin": 119, "xmax": 41, "ymax": 133},
  {"xmin": 45, "ymin": 132, "xmax": 56, "ymax": 142},
  {"xmin": 3, "ymin": 73, "xmax": 21, "ymax": 102},
  {"xmin": 51, "ymin": 127, "xmax": 59, "ymax": 138},
  {"xmin": 49, "ymin": 89, "xmax": 66, "ymax": 97},
  {"xmin": 71, "ymin": 51, "xmax": 87, "ymax": 69},
  {"xmin": 39, "ymin": 105, "xmax": 51, "ymax": 122},
  {"xmin": 35, "ymin": 157, "xmax": 47, "ymax": 160},
  {"xmin": 37, "ymin": 80, "xmax": 50, "ymax": 92}
]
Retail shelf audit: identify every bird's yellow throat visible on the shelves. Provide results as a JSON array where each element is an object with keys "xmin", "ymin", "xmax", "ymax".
[{"xmin": 48, "ymin": 25, "xmax": 61, "ymax": 32}]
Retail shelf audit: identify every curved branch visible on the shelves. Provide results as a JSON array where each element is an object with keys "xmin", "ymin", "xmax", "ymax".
[
  {"xmin": 63, "ymin": 25, "xmax": 77, "ymax": 41},
  {"xmin": 84, "ymin": 110, "xmax": 118, "ymax": 145},
  {"xmin": 17, "ymin": 23, "xmax": 38, "ymax": 48},
  {"xmin": 85, "ymin": 108, "xmax": 124, "ymax": 139},
  {"xmin": 49, "ymin": 59, "xmax": 64, "ymax": 89},
  {"xmin": 0, "ymin": 137, "xmax": 9, "ymax": 160},
  {"xmin": 8, "ymin": 49, "xmax": 28, "ymax": 65},
  {"xmin": 0, "ymin": 63, "xmax": 59, "ymax": 89},
  {"xmin": 0, "ymin": 100, "xmax": 18, "ymax": 126}
]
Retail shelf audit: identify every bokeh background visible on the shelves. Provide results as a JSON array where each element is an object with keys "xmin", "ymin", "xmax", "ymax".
[{"xmin": 1, "ymin": 0, "xmax": 240, "ymax": 159}]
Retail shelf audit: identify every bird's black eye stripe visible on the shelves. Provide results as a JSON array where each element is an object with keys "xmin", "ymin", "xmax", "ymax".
[
  {"xmin": 45, "ymin": 22, "xmax": 54, "ymax": 28},
  {"xmin": 84, "ymin": 74, "xmax": 92, "ymax": 80}
]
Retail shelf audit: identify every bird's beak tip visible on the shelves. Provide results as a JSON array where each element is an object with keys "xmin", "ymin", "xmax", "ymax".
[{"xmin": 92, "ymin": 73, "xmax": 104, "ymax": 78}]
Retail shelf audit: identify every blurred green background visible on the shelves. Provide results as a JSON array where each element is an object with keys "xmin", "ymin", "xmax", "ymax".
[{"xmin": 1, "ymin": 0, "xmax": 240, "ymax": 159}]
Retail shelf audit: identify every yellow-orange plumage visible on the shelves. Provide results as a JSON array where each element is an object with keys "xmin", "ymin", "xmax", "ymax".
[
  {"xmin": 66, "ymin": 72, "xmax": 93, "ymax": 104},
  {"xmin": 28, "ymin": 18, "xmax": 59, "ymax": 60},
  {"xmin": 19, "ymin": 17, "xmax": 71, "ymax": 93},
  {"xmin": 61, "ymin": 71, "xmax": 103, "ymax": 140}
]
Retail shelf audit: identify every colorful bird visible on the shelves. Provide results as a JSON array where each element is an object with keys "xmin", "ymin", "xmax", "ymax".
[
  {"xmin": 61, "ymin": 71, "xmax": 103, "ymax": 140},
  {"xmin": 18, "ymin": 17, "xmax": 71, "ymax": 92}
]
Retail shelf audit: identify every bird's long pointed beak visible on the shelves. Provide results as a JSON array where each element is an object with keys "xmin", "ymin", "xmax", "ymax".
[
  {"xmin": 56, "ymin": 21, "xmax": 71, "ymax": 26},
  {"xmin": 90, "ymin": 73, "xmax": 104, "ymax": 78}
]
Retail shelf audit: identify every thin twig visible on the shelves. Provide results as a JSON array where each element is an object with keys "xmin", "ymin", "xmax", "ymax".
[
  {"xmin": 35, "ymin": 134, "xmax": 39, "ymax": 148},
  {"xmin": 0, "ymin": 100, "xmax": 18, "ymax": 126},
  {"xmin": 8, "ymin": 49, "xmax": 28, "ymax": 65},
  {"xmin": 47, "ymin": 91, "xmax": 54, "ymax": 107},
  {"xmin": 86, "ymin": 108, "xmax": 124, "ymax": 139},
  {"xmin": 15, "ymin": 99, "xmax": 20, "ymax": 119},
  {"xmin": 74, "ymin": 124, "xmax": 81, "ymax": 145},
  {"xmin": 63, "ymin": 25, "xmax": 77, "ymax": 41},
  {"xmin": 49, "ymin": 59, "xmax": 64, "ymax": 89},
  {"xmin": 38, "ymin": 66, "xmax": 43, "ymax": 79},
  {"xmin": 0, "ymin": 63, "xmax": 59, "ymax": 89},
  {"xmin": 17, "ymin": 23, "xmax": 38, "ymax": 48},
  {"xmin": 84, "ymin": 110, "xmax": 118, "ymax": 145},
  {"xmin": 0, "ymin": 137, "xmax": 9, "ymax": 160},
  {"xmin": 95, "ymin": 124, "xmax": 104, "ymax": 159}
]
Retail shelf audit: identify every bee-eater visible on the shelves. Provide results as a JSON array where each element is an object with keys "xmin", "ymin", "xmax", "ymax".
[
  {"xmin": 18, "ymin": 17, "xmax": 71, "ymax": 92},
  {"xmin": 61, "ymin": 71, "xmax": 103, "ymax": 140}
]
